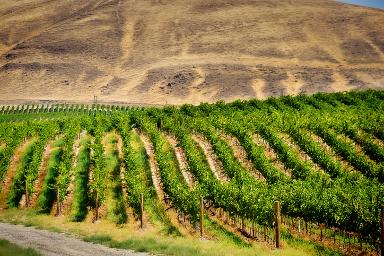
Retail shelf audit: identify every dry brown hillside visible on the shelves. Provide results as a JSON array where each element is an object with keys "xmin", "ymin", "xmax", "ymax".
[{"xmin": 0, "ymin": 0, "xmax": 383, "ymax": 105}]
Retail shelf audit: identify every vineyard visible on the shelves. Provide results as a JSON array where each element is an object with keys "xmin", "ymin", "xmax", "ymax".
[{"xmin": 0, "ymin": 90, "xmax": 384, "ymax": 255}]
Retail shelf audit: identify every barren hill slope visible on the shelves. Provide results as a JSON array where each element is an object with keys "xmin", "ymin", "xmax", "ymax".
[{"xmin": 0, "ymin": 0, "xmax": 383, "ymax": 105}]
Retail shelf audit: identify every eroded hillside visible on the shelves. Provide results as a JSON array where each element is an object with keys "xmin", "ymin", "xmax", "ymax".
[{"xmin": 0, "ymin": 0, "xmax": 383, "ymax": 104}]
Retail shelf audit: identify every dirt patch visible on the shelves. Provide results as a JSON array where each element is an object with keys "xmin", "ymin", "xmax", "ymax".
[
  {"xmin": 0, "ymin": 138, "xmax": 36, "ymax": 209},
  {"xmin": 294, "ymin": 67, "xmax": 334, "ymax": 94},
  {"xmin": 29, "ymin": 141, "xmax": 54, "ymax": 208},
  {"xmin": 221, "ymin": 133, "xmax": 266, "ymax": 181},
  {"xmin": 101, "ymin": 77, "xmax": 127, "ymax": 95},
  {"xmin": 252, "ymin": 134, "xmax": 291, "ymax": 177},
  {"xmin": 0, "ymin": 222, "xmax": 148, "ymax": 256},
  {"xmin": 308, "ymin": 132, "xmax": 357, "ymax": 174},
  {"xmin": 341, "ymin": 39, "xmax": 382, "ymax": 64},
  {"xmin": 134, "ymin": 67, "xmax": 198, "ymax": 98},
  {"xmin": 164, "ymin": 134, "xmax": 196, "ymax": 188},
  {"xmin": 278, "ymin": 133, "xmax": 325, "ymax": 175},
  {"xmin": 297, "ymin": 47, "xmax": 338, "ymax": 63},
  {"xmin": 61, "ymin": 132, "xmax": 85, "ymax": 216},
  {"xmin": 138, "ymin": 131, "xmax": 197, "ymax": 237},
  {"xmin": 192, "ymin": 134, "xmax": 229, "ymax": 182},
  {"xmin": 369, "ymin": 31, "xmax": 384, "ymax": 52}
]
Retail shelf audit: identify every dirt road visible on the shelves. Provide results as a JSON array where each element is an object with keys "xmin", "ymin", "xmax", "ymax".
[{"xmin": 0, "ymin": 222, "xmax": 149, "ymax": 256}]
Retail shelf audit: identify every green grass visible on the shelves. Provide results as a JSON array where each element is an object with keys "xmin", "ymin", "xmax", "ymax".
[
  {"xmin": 282, "ymin": 230, "xmax": 343, "ymax": 256},
  {"xmin": 83, "ymin": 231, "xmax": 342, "ymax": 256},
  {"xmin": 104, "ymin": 133, "xmax": 127, "ymax": 225},
  {"xmin": 127, "ymin": 131, "xmax": 181, "ymax": 236},
  {"xmin": 203, "ymin": 217, "xmax": 249, "ymax": 247},
  {"xmin": 84, "ymin": 235, "xmax": 205, "ymax": 255},
  {"xmin": 6, "ymin": 140, "xmax": 36, "ymax": 208},
  {"xmin": 71, "ymin": 136, "xmax": 91, "ymax": 222},
  {"xmin": 0, "ymin": 239, "xmax": 41, "ymax": 256},
  {"xmin": 0, "ymin": 208, "xmax": 344, "ymax": 256},
  {"xmin": 36, "ymin": 147, "xmax": 63, "ymax": 213}
]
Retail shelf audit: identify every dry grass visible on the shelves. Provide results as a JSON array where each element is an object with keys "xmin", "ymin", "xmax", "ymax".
[
  {"xmin": 0, "ymin": 208, "xmax": 338, "ymax": 256},
  {"xmin": 0, "ymin": 0, "xmax": 383, "ymax": 105}
]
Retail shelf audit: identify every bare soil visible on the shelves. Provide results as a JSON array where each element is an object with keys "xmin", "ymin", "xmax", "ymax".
[
  {"xmin": 0, "ymin": 138, "xmax": 35, "ymax": 209},
  {"xmin": 0, "ymin": 0, "xmax": 383, "ymax": 105},
  {"xmin": 29, "ymin": 140, "xmax": 54, "ymax": 208},
  {"xmin": 252, "ymin": 134, "xmax": 292, "ymax": 177},
  {"xmin": 164, "ymin": 134, "xmax": 196, "ymax": 188},
  {"xmin": 192, "ymin": 134, "xmax": 230, "ymax": 182},
  {"xmin": 221, "ymin": 133, "xmax": 266, "ymax": 181},
  {"xmin": 278, "ymin": 133, "xmax": 325, "ymax": 175},
  {"xmin": 61, "ymin": 132, "xmax": 84, "ymax": 216},
  {"xmin": 308, "ymin": 132, "xmax": 358, "ymax": 173},
  {"xmin": 137, "ymin": 131, "xmax": 197, "ymax": 237}
]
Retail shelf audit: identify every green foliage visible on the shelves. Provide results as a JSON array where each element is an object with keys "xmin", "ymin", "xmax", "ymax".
[
  {"xmin": 36, "ymin": 148, "xmax": 63, "ymax": 214},
  {"xmin": 71, "ymin": 136, "xmax": 91, "ymax": 222},
  {"xmin": 104, "ymin": 133, "xmax": 127, "ymax": 224},
  {"xmin": 6, "ymin": 141, "xmax": 36, "ymax": 208},
  {"xmin": 0, "ymin": 239, "xmax": 42, "ymax": 256},
  {"xmin": 0, "ymin": 90, "xmax": 383, "ymax": 248}
]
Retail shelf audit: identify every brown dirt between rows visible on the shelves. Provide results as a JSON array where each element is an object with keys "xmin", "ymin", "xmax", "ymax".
[
  {"xmin": 164, "ymin": 133, "xmax": 271, "ymax": 245},
  {"xmin": 221, "ymin": 132, "xmax": 266, "ymax": 181},
  {"xmin": 252, "ymin": 134, "xmax": 292, "ymax": 177},
  {"xmin": 164, "ymin": 133, "xmax": 196, "ymax": 188},
  {"xmin": 192, "ymin": 134, "xmax": 230, "ymax": 182},
  {"xmin": 308, "ymin": 132, "xmax": 358, "ymax": 173},
  {"xmin": 29, "ymin": 140, "xmax": 55, "ymax": 208},
  {"xmin": 61, "ymin": 133, "xmax": 83, "ymax": 216},
  {"xmin": 0, "ymin": 138, "xmax": 35, "ymax": 209},
  {"xmin": 137, "ymin": 131, "xmax": 198, "ymax": 238},
  {"xmin": 278, "ymin": 133, "xmax": 325, "ymax": 175}
]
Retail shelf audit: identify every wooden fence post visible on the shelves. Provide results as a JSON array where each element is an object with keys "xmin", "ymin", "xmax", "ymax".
[
  {"xmin": 25, "ymin": 182, "xmax": 29, "ymax": 208},
  {"xmin": 381, "ymin": 205, "xmax": 384, "ymax": 256},
  {"xmin": 140, "ymin": 193, "xmax": 144, "ymax": 229},
  {"xmin": 200, "ymin": 196, "xmax": 204, "ymax": 239},
  {"xmin": 275, "ymin": 201, "xmax": 281, "ymax": 248},
  {"xmin": 94, "ymin": 192, "xmax": 99, "ymax": 222}
]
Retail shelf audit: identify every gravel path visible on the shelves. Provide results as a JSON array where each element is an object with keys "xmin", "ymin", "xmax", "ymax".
[{"xmin": 0, "ymin": 222, "xmax": 150, "ymax": 256}]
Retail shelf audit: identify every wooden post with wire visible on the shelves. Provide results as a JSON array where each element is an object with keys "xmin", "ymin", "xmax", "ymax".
[
  {"xmin": 140, "ymin": 193, "xmax": 144, "ymax": 229},
  {"xmin": 275, "ymin": 201, "xmax": 281, "ymax": 248},
  {"xmin": 381, "ymin": 205, "xmax": 384, "ymax": 256},
  {"xmin": 200, "ymin": 196, "xmax": 204, "ymax": 239}
]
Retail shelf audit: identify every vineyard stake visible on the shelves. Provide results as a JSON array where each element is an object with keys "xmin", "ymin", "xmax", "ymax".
[
  {"xmin": 274, "ymin": 201, "xmax": 281, "ymax": 248},
  {"xmin": 381, "ymin": 205, "xmax": 384, "ymax": 256},
  {"xmin": 298, "ymin": 219, "xmax": 301, "ymax": 233},
  {"xmin": 56, "ymin": 187, "xmax": 61, "ymax": 216},
  {"xmin": 25, "ymin": 181, "xmax": 29, "ymax": 208},
  {"xmin": 95, "ymin": 192, "xmax": 99, "ymax": 221},
  {"xmin": 264, "ymin": 226, "xmax": 267, "ymax": 241},
  {"xmin": 200, "ymin": 196, "xmax": 204, "ymax": 239},
  {"xmin": 140, "ymin": 193, "xmax": 144, "ymax": 229}
]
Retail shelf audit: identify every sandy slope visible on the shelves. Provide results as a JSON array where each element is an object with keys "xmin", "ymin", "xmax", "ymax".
[
  {"xmin": 0, "ymin": 0, "xmax": 383, "ymax": 105},
  {"xmin": 0, "ymin": 222, "xmax": 148, "ymax": 256}
]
